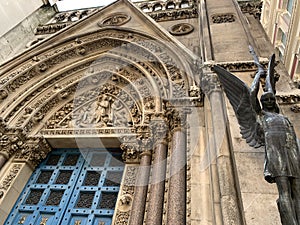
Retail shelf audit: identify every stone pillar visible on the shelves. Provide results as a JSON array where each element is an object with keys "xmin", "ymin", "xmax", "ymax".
[
  {"xmin": 201, "ymin": 68, "xmax": 245, "ymax": 225},
  {"xmin": 166, "ymin": 108, "xmax": 188, "ymax": 225},
  {"xmin": 145, "ymin": 116, "xmax": 168, "ymax": 225},
  {"xmin": 129, "ymin": 126, "xmax": 152, "ymax": 225}
]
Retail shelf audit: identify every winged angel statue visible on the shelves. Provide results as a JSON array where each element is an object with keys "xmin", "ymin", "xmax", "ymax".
[{"xmin": 214, "ymin": 47, "xmax": 300, "ymax": 225}]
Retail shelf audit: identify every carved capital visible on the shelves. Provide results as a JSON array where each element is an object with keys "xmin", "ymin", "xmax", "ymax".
[
  {"xmin": 201, "ymin": 69, "xmax": 222, "ymax": 96},
  {"xmin": 135, "ymin": 125, "xmax": 153, "ymax": 155},
  {"xmin": 14, "ymin": 137, "xmax": 52, "ymax": 168},
  {"xmin": 0, "ymin": 119, "xmax": 28, "ymax": 159},
  {"xmin": 166, "ymin": 107, "xmax": 190, "ymax": 131},
  {"xmin": 149, "ymin": 114, "xmax": 169, "ymax": 144}
]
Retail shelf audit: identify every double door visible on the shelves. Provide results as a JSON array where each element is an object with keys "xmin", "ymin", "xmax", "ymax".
[{"xmin": 5, "ymin": 149, "xmax": 124, "ymax": 225}]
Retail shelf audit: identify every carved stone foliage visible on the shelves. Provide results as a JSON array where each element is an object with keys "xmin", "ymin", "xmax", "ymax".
[
  {"xmin": 0, "ymin": 164, "xmax": 22, "ymax": 199},
  {"xmin": 165, "ymin": 105, "xmax": 190, "ymax": 131},
  {"xmin": 99, "ymin": 13, "xmax": 131, "ymax": 27},
  {"xmin": 14, "ymin": 137, "xmax": 52, "ymax": 168},
  {"xmin": 238, "ymin": 0, "xmax": 263, "ymax": 20},
  {"xmin": 114, "ymin": 166, "xmax": 138, "ymax": 224},
  {"xmin": 211, "ymin": 13, "xmax": 236, "ymax": 23},
  {"xmin": 169, "ymin": 23, "xmax": 194, "ymax": 36},
  {"xmin": 0, "ymin": 119, "xmax": 27, "ymax": 158}
]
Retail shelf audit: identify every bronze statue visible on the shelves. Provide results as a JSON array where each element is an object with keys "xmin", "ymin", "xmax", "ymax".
[{"xmin": 214, "ymin": 47, "xmax": 300, "ymax": 225}]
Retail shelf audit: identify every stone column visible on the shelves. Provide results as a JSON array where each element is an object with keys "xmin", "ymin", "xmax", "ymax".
[
  {"xmin": 166, "ymin": 108, "xmax": 188, "ymax": 225},
  {"xmin": 201, "ymin": 68, "xmax": 245, "ymax": 225},
  {"xmin": 129, "ymin": 127, "xmax": 152, "ymax": 225},
  {"xmin": 145, "ymin": 116, "xmax": 168, "ymax": 225}
]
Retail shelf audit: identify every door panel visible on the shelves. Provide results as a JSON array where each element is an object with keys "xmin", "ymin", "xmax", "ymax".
[{"xmin": 5, "ymin": 149, "xmax": 123, "ymax": 225}]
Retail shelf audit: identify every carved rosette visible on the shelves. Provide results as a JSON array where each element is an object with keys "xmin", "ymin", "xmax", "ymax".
[
  {"xmin": 99, "ymin": 13, "xmax": 131, "ymax": 27},
  {"xmin": 14, "ymin": 137, "xmax": 51, "ymax": 168},
  {"xmin": 169, "ymin": 23, "xmax": 194, "ymax": 36}
]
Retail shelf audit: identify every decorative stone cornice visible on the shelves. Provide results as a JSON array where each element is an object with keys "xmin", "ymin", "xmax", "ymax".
[
  {"xmin": 136, "ymin": 0, "xmax": 198, "ymax": 22},
  {"xmin": 276, "ymin": 94, "xmax": 300, "ymax": 104},
  {"xmin": 238, "ymin": 0, "xmax": 263, "ymax": 20}
]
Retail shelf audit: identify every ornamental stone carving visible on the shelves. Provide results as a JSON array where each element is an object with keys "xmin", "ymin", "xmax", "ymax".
[
  {"xmin": 169, "ymin": 23, "xmax": 194, "ymax": 36},
  {"xmin": 238, "ymin": 0, "xmax": 263, "ymax": 20},
  {"xmin": 201, "ymin": 69, "xmax": 222, "ymax": 95},
  {"xmin": 14, "ymin": 137, "xmax": 51, "ymax": 168},
  {"xmin": 212, "ymin": 13, "xmax": 235, "ymax": 23},
  {"xmin": 120, "ymin": 141, "xmax": 140, "ymax": 164},
  {"xmin": 0, "ymin": 164, "xmax": 22, "ymax": 199},
  {"xmin": 99, "ymin": 13, "xmax": 131, "ymax": 27},
  {"xmin": 291, "ymin": 105, "xmax": 300, "ymax": 113},
  {"xmin": 0, "ymin": 119, "xmax": 27, "ymax": 158}
]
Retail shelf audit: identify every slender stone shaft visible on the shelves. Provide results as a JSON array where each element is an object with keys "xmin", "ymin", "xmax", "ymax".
[
  {"xmin": 129, "ymin": 151, "xmax": 151, "ymax": 225},
  {"xmin": 166, "ymin": 127, "xmax": 187, "ymax": 225},
  {"xmin": 145, "ymin": 141, "xmax": 167, "ymax": 225}
]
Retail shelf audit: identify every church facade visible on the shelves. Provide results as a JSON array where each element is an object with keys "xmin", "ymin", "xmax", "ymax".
[{"xmin": 0, "ymin": 0, "xmax": 299, "ymax": 224}]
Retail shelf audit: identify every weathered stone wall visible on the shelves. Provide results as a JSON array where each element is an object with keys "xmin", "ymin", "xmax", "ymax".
[{"xmin": 0, "ymin": 6, "xmax": 55, "ymax": 65}]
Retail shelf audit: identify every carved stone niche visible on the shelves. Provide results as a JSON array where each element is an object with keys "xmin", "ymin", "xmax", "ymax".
[{"xmin": 98, "ymin": 13, "xmax": 131, "ymax": 27}]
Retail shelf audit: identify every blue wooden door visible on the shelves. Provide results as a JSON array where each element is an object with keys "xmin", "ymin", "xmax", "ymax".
[{"xmin": 5, "ymin": 149, "xmax": 124, "ymax": 225}]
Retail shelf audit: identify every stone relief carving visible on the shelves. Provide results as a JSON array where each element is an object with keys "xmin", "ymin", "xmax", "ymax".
[
  {"xmin": 0, "ymin": 119, "xmax": 27, "ymax": 158},
  {"xmin": 1, "ymin": 30, "xmax": 194, "ymax": 132},
  {"xmin": 0, "ymin": 164, "xmax": 22, "ymax": 191},
  {"xmin": 14, "ymin": 137, "xmax": 51, "ymax": 168},
  {"xmin": 169, "ymin": 23, "xmax": 194, "ymax": 36},
  {"xmin": 211, "ymin": 13, "xmax": 236, "ymax": 23},
  {"xmin": 291, "ymin": 105, "xmax": 300, "ymax": 113},
  {"xmin": 99, "ymin": 13, "xmax": 131, "ymax": 26},
  {"xmin": 114, "ymin": 166, "xmax": 138, "ymax": 224},
  {"xmin": 238, "ymin": 0, "xmax": 263, "ymax": 20}
]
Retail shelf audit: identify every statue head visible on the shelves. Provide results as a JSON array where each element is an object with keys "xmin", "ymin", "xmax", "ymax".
[{"xmin": 260, "ymin": 91, "xmax": 279, "ymax": 113}]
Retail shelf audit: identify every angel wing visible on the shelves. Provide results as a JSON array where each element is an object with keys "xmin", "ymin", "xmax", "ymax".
[
  {"xmin": 265, "ymin": 54, "xmax": 276, "ymax": 94},
  {"xmin": 213, "ymin": 65, "xmax": 264, "ymax": 148}
]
